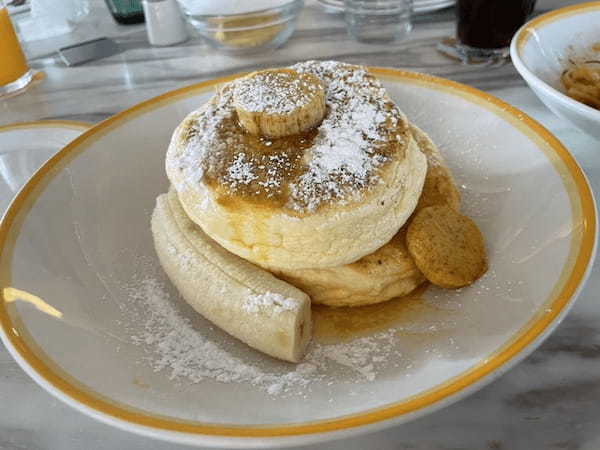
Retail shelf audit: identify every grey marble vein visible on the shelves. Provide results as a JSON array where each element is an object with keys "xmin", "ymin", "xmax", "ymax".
[{"xmin": 1, "ymin": 0, "xmax": 600, "ymax": 449}]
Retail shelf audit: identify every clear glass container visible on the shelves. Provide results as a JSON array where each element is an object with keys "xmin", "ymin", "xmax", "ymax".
[
  {"xmin": 177, "ymin": 0, "xmax": 303, "ymax": 53},
  {"xmin": 344, "ymin": 0, "xmax": 412, "ymax": 44}
]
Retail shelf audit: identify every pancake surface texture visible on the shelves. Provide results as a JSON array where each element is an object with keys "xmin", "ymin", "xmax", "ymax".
[
  {"xmin": 166, "ymin": 61, "xmax": 427, "ymax": 270},
  {"xmin": 276, "ymin": 124, "xmax": 461, "ymax": 306}
]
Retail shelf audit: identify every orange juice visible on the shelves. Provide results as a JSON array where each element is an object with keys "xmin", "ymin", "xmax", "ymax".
[{"xmin": 0, "ymin": 7, "xmax": 29, "ymax": 86}]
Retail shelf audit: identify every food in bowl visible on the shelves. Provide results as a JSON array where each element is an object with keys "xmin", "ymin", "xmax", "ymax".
[
  {"xmin": 152, "ymin": 61, "xmax": 488, "ymax": 363},
  {"xmin": 510, "ymin": 3, "xmax": 600, "ymax": 140},
  {"xmin": 561, "ymin": 43, "xmax": 600, "ymax": 110},
  {"xmin": 209, "ymin": 13, "xmax": 284, "ymax": 49},
  {"xmin": 177, "ymin": 0, "xmax": 303, "ymax": 52}
]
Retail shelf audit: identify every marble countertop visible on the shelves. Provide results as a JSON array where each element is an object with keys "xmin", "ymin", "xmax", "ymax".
[{"xmin": 2, "ymin": 1, "xmax": 600, "ymax": 449}]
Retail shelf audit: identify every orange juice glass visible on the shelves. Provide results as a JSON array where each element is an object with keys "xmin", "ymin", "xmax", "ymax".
[{"xmin": 0, "ymin": 3, "xmax": 33, "ymax": 96}]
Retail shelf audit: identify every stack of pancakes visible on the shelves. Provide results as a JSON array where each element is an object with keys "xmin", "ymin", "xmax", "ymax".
[{"xmin": 163, "ymin": 61, "xmax": 467, "ymax": 307}]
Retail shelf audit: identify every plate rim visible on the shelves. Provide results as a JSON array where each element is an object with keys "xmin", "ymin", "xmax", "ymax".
[
  {"xmin": 0, "ymin": 120, "xmax": 91, "ymax": 134},
  {"xmin": 0, "ymin": 68, "xmax": 596, "ymax": 444}
]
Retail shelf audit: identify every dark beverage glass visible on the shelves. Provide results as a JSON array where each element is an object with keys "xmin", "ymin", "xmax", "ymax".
[
  {"xmin": 438, "ymin": 0, "xmax": 536, "ymax": 65},
  {"xmin": 458, "ymin": 0, "xmax": 536, "ymax": 49}
]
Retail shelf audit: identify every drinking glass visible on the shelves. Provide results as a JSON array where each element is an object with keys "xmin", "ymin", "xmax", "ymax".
[
  {"xmin": 0, "ymin": 0, "xmax": 33, "ymax": 96},
  {"xmin": 344, "ymin": 0, "xmax": 412, "ymax": 44},
  {"xmin": 438, "ymin": 0, "xmax": 536, "ymax": 65},
  {"xmin": 0, "ymin": 0, "xmax": 34, "ymax": 96}
]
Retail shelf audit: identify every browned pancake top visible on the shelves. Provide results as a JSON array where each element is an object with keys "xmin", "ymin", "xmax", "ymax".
[{"xmin": 174, "ymin": 61, "xmax": 411, "ymax": 214}]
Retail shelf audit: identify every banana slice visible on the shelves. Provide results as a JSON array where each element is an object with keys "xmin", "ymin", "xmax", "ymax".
[
  {"xmin": 233, "ymin": 68, "xmax": 326, "ymax": 138},
  {"xmin": 151, "ymin": 189, "xmax": 312, "ymax": 363}
]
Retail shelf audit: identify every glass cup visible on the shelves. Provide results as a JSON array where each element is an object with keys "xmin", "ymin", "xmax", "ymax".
[
  {"xmin": 344, "ymin": 0, "xmax": 412, "ymax": 44},
  {"xmin": 0, "ymin": 1, "xmax": 34, "ymax": 96},
  {"xmin": 438, "ymin": 0, "xmax": 536, "ymax": 65}
]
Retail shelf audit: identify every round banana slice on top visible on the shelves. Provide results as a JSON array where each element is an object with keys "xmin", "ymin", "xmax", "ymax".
[
  {"xmin": 233, "ymin": 69, "xmax": 326, "ymax": 138},
  {"xmin": 166, "ymin": 61, "xmax": 427, "ymax": 271}
]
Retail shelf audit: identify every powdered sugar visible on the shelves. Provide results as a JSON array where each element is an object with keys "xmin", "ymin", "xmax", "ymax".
[
  {"xmin": 167, "ymin": 91, "xmax": 234, "ymax": 191},
  {"xmin": 286, "ymin": 61, "xmax": 402, "ymax": 210},
  {"xmin": 165, "ymin": 242, "xmax": 195, "ymax": 273},
  {"xmin": 243, "ymin": 291, "xmax": 300, "ymax": 314},
  {"xmin": 224, "ymin": 152, "xmax": 257, "ymax": 187},
  {"xmin": 307, "ymin": 329, "xmax": 398, "ymax": 382},
  {"xmin": 233, "ymin": 70, "xmax": 321, "ymax": 114},
  {"xmin": 127, "ymin": 275, "xmax": 401, "ymax": 396},
  {"xmin": 169, "ymin": 60, "xmax": 408, "ymax": 212},
  {"xmin": 130, "ymin": 277, "xmax": 273, "ymax": 385}
]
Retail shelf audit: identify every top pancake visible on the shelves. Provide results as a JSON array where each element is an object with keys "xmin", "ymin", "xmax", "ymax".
[
  {"xmin": 166, "ymin": 61, "xmax": 428, "ymax": 270},
  {"xmin": 170, "ymin": 61, "xmax": 410, "ymax": 214}
]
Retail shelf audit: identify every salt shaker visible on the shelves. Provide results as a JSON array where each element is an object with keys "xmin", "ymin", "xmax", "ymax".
[{"xmin": 142, "ymin": 0, "xmax": 188, "ymax": 46}]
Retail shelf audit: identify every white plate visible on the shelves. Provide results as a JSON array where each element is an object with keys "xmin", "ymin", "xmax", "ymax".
[
  {"xmin": 511, "ymin": 2, "xmax": 600, "ymax": 141},
  {"xmin": 0, "ymin": 69, "xmax": 595, "ymax": 448},
  {"xmin": 0, "ymin": 121, "xmax": 90, "ymax": 213}
]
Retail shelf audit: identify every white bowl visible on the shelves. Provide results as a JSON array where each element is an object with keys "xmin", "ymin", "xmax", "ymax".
[
  {"xmin": 510, "ymin": 2, "xmax": 600, "ymax": 141},
  {"xmin": 0, "ymin": 69, "xmax": 596, "ymax": 447}
]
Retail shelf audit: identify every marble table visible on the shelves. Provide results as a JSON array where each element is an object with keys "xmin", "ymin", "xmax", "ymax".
[{"xmin": 2, "ymin": 1, "xmax": 599, "ymax": 449}]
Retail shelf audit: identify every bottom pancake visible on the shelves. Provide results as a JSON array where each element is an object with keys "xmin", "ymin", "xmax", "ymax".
[{"xmin": 273, "ymin": 124, "xmax": 460, "ymax": 307}]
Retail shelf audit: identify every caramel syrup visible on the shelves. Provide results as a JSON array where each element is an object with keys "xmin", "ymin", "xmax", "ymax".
[
  {"xmin": 312, "ymin": 284, "xmax": 433, "ymax": 342},
  {"xmin": 204, "ymin": 115, "xmax": 317, "ymax": 210}
]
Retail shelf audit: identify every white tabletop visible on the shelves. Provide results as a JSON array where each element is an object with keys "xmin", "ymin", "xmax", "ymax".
[{"xmin": 1, "ymin": 1, "xmax": 600, "ymax": 449}]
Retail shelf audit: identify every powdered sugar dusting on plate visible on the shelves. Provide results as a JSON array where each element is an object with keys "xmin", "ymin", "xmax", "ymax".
[{"xmin": 126, "ymin": 276, "xmax": 401, "ymax": 396}]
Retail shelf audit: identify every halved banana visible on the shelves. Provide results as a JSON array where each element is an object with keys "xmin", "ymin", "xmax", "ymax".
[
  {"xmin": 151, "ymin": 189, "xmax": 312, "ymax": 363},
  {"xmin": 233, "ymin": 68, "xmax": 326, "ymax": 138}
]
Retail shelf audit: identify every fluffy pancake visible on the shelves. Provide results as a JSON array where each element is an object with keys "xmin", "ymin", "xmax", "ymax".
[
  {"xmin": 166, "ymin": 61, "xmax": 427, "ymax": 270},
  {"xmin": 411, "ymin": 123, "xmax": 460, "ymax": 212},
  {"xmin": 274, "ymin": 124, "xmax": 461, "ymax": 307}
]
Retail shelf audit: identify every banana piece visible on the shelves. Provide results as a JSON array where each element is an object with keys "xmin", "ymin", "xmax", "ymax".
[
  {"xmin": 151, "ymin": 189, "xmax": 312, "ymax": 363},
  {"xmin": 233, "ymin": 68, "xmax": 326, "ymax": 138}
]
